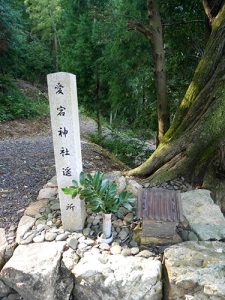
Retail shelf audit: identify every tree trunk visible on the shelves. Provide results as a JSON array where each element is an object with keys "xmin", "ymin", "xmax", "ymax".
[
  {"xmin": 128, "ymin": 0, "xmax": 170, "ymax": 145},
  {"xmin": 147, "ymin": 0, "xmax": 169, "ymax": 146},
  {"xmin": 127, "ymin": 3, "xmax": 225, "ymax": 185},
  {"xmin": 95, "ymin": 73, "xmax": 102, "ymax": 136}
]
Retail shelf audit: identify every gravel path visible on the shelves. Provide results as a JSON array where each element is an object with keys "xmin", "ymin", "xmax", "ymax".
[{"xmin": 0, "ymin": 118, "xmax": 124, "ymax": 230}]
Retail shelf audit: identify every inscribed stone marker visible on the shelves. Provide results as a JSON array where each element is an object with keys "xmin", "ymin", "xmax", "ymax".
[{"xmin": 47, "ymin": 72, "xmax": 86, "ymax": 231}]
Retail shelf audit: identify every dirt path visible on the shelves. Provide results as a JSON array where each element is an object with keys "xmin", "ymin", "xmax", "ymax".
[{"xmin": 0, "ymin": 117, "xmax": 125, "ymax": 229}]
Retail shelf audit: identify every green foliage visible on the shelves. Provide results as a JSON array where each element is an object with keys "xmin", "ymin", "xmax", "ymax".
[
  {"xmin": 62, "ymin": 171, "xmax": 136, "ymax": 215},
  {"xmin": 0, "ymin": 83, "xmax": 49, "ymax": 122},
  {"xmin": 90, "ymin": 132, "xmax": 153, "ymax": 168},
  {"xmin": 1, "ymin": 0, "xmax": 206, "ymax": 129}
]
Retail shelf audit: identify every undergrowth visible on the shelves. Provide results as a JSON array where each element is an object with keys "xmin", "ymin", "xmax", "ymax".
[
  {"xmin": 90, "ymin": 132, "xmax": 152, "ymax": 168},
  {"xmin": 0, "ymin": 76, "xmax": 49, "ymax": 122}
]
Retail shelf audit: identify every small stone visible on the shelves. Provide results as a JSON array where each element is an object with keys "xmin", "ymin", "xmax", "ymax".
[
  {"xmin": 137, "ymin": 250, "xmax": 154, "ymax": 258},
  {"xmin": 92, "ymin": 219, "xmax": 100, "ymax": 226},
  {"xmin": 110, "ymin": 245, "xmax": 122, "ymax": 255},
  {"xmin": 20, "ymin": 233, "xmax": 35, "ymax": 245},
  {"xmin": 45, "ymin": 232, "xmax": 57, "ymax": 241},
  {"xmin": 90, "ymin": 247, "xmax": 100, "ymax": 255},
  {"xmin": 112, "ymin": 232, "xmax": 118, "ymax": 238},
  {"xmin": 188, "ymin": 231, "xmax": 199, "ymax": 241},
  {"xmin": 67, "ymin": 237, "xmax": 79, "ymax": 250},
  {"xmin": 124, "ymin": 213, "xmax": 133, "ymax": 223},
  {"xmin": 45, "ymin": 207, "xmax": 51, "ymax": 214},
  {"xmin": 16, "ymin": 216, "xmax": 36, "ymax": 244},
  {"xmin": 78, "ymin": 243, "xmax": 87, "ymax": 250},
  {"xmin": 84, "ymin": 238, "xmax": 95, "ymax": 246},
  {"xmin": 33, "ymin": 233, "xmax": 45, "ymax": 243},
  {"xmin": 111, "ymin": 242, "xmax": 119, "ymax": 247},
  {"xmin": 7, "ymin": 231, "xmax": 15, "ymax": 238},
  {"xmin": 74, "ymin": 253, "xmax": 80, "ymax": 264},
  {"xmin": 131, "ymin": 247, "xmax": 139, "ymax": 255},
  {"xmin": 55, "ymin": 219, "xmax": 62, "ymax": 227},
  {"xmin": 37, "ymin": 187, "xmax": 57, "ymax": 200},
  {"xmin": 83, "ymin": 228, "xmax": 91, "ymax": 237},
  {"xmin": 35, "ymin": 219, "xmax": 46, "ymax": 226},
  {"xmin": 46, "ymin": 221, "xmax": 53, "ymax": 226},
  {"xmin": 118, "ymin": 230, "xmax": 129, "ymax": 241},
  {"xmin": 9, "ymin": 225, "xmax": 17, "ymax": 232},
  {"xmin": 76, "ymin": 249, "xmax": 84, "ymax": 258},
  {"xmin": 51, "ymin": 203, "xmax": 60, "ymax": 211},
  {"xmin": 112, "ymin": 219, "xmax": 123, "ymax": 227},
  {"xmin": 121, "ymin": 248, "xmax": 131, "ymax": 256},
  {"xmin": 129, "ymin": 240, "xmax": 138, "ymax": 247},
  {"xmin": 99, "ymin": 243, "xmax": 110, "ymax": 251},
  {"xmin": 87, "ymin": 216, "xmax": 95, "ymax": 223},
  {"xmin": 48, "ymin": 213, "xmax": 53, "ymax": 219},
  {"xmin": 56, "ymin": 233, "xmax": 69, "ymax": 241},
  {"xmin": 78, "ymin": 236, "xmax": 86, "ymax": 243},
  {"xmin": 36, "ymin": 224, "xmax": 47, "ymax": 232}
]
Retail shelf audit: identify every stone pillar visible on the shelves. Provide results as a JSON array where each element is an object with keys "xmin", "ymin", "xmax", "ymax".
[{"xmin": 47, "ymin": 72, "xmax": 86, "ymax": 231}]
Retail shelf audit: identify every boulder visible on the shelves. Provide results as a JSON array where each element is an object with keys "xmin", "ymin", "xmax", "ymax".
[
  {"xmin": 73, "ymin": 254, "xmax": 162, "ymax": 300},
  {"xmin": 24, "ymin": 199, "xmax": 49, "ymax": 217},
  {"xmin": 181, "ymin": 189, "xmax": 225, "ymax": 240},
  {"xmin": 164, "ymin": 241, "xmax": 225, "ymax": 300},
  {"xmin": 0, "ymin": 242, "xmax": 73, "ymax": 300},
  {"xmin": 16, "ymin": 216, "xmax": 36, "ymax": 244}
]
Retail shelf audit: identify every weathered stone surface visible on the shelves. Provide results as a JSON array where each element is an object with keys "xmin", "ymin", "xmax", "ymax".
[
  {"xmin": 45, "ymin": 232, "xmax": 57, "ymax": 241},
  {"xmin": 73, "ymin": 254, "xmax": 162, "ymax": 300},
  {"xmin": 24, "ymin": 200, "xmax": 49, "ymax": 217},
  {"xmin": 115, "ymin": 176, "xmax": 127, "ymax": 193},
  {"xmin": 16, "ymin": 216, "xmax": 36, "ymax": 244},
  {"xmin": 0, "ymin": 228, "xmax": 7, "ymax": 270},
  {"xmin": 0, "ymin": 279, "xmax": 11, "ymax": 297},
  {"xmin": 37, "ymin": 187, "xmax": 57, "ymax": 200},
  {"xmin": 181, "ymin": 189, "xmax": 225, "ymax": 240},
  {"xmin": 0, "ymin": 228, "xmax": 7, "ymax": 250},
  {"xmin": 164, "ymin": 241, "xmax": 225, "ymax": 300},
  {"xmin": 47, "ymin": 72, "xmax": 86, "ymax": 232},
  {"xmin": 0, "ymin": 242, "xmax": 73, "ymax": 300},
  {"xmin": 104, "ymin": 171, "xmax": 122, "ymax": 183},
  {"xmin": 46, "ymin": 176, "xmax": 58, "ymax": 188},
  {"xmin": 126, "ymin": 179, "xmax": 142, "ymax": 197}
]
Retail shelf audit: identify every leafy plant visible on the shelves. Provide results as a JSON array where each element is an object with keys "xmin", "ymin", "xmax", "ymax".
[{"xmin": 62, "ymin": 171, "xmax": 136, "ymax": 215}]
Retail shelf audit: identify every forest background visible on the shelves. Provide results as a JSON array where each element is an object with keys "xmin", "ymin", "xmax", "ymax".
[{"xmin": 0, "ymin": 0, "xmax": 206, "ymax": 139}]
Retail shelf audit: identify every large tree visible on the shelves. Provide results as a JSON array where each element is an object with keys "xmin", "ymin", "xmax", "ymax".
[
  {"xmin": 127, "ymin": 0, "xmax": 225, "ymax": 186},
  {"xmin": 128, "ymin": 0, "xmax": 170, "ymax": 145}
]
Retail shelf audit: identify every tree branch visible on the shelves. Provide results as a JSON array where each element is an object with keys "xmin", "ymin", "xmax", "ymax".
[
  {"xmin": 202, "ymin": 0, "xmax": 213, "ymax": 22},
  {"xmin": 127, "ymin": 20, "xmax": 151, "ymax": 36}
]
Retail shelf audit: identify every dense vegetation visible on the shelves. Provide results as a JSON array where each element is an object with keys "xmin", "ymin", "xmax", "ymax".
[{"xmin": 0, "ymin": 0, "xmax": 206, "ymax": 138}]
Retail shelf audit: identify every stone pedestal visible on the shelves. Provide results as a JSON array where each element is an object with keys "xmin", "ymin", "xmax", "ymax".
[{"xmin": 47, "ymin": 72, "xmax": 86, "ymax": 231}]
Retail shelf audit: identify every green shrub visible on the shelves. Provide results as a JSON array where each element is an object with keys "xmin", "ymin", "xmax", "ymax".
[
  {"xmin": 90, "ymin": 132, "xmax": 152, "ymax": 167},
  {"xmin": 0, "ymin": 88, "xmax": 49, "ymax": 122},
  {"xmin": 62, "ymin": 171, "xmax": 136, "ymax": 215}
]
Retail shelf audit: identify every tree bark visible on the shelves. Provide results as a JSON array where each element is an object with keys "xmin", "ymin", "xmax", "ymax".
[
  {"xmin": 127, "ymin": 3, "xmax": 225, "ymax": 185},
  {"xmin": 147, "ymin": 0, "xmax": 169, "ymax": 146},
  {"xmin": 128, "ymin": 0, "xmax": 170, "ymax": 145},
  {"xmin": 95, "ymin": 73, "xmax": 102, "ymax": 136}
]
